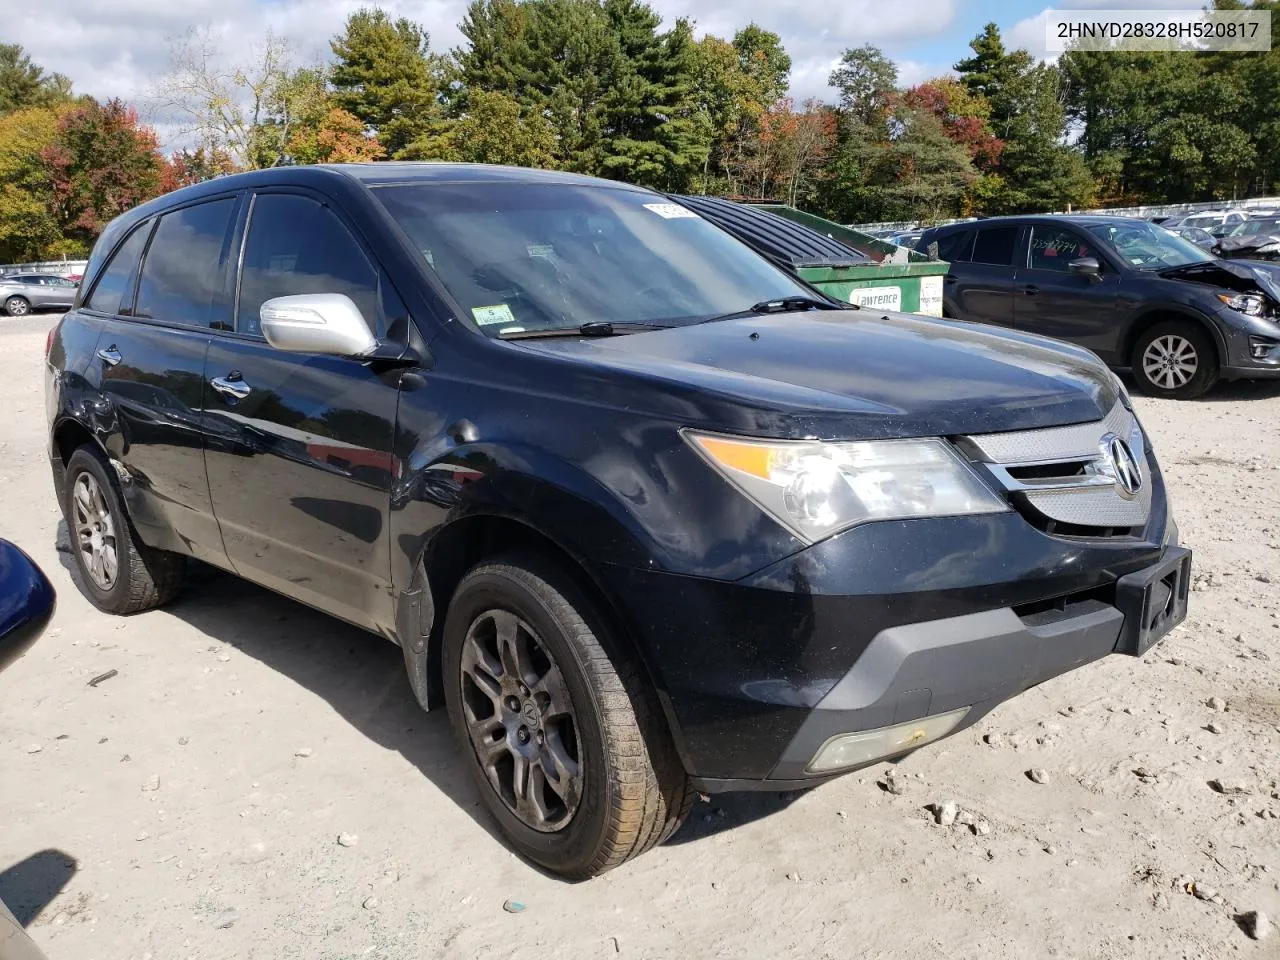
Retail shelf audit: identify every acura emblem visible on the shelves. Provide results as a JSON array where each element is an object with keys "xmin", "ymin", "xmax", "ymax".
[{"xmin": 1100, "ymin": 433, "xmax": 1142, "ymax": 499}]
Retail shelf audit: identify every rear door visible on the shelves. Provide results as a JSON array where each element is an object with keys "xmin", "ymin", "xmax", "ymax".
[
  {"xmin": 1014, "ymin": 223, "xmax": 1122, "ymax": 360},
  {"xmin": 201, "ymin": 189, "xmax": 402, "ymax": 632},
  {"xmin": 91, "ymin": 195, "xmax": 240, "ymax": 565},
  {"xmin": 43, "ymin": 276, "xmax": 80, "ymax": 308},
  {"xmin": 948, "ymin": 225, "xmax": 1020, "ymax": 326}
]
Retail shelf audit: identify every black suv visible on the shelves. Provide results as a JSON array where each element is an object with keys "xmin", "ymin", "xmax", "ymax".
[
  {"xmin": 46, "ymin": 165, "xmax": 1189, "ymax": 878},
  {"xmin": 918, "ymin": 215, "xmax": 1280, "ymax": 399}
]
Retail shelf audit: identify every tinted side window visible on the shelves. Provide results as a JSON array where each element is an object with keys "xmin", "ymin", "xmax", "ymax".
[
  {"xmin": 935, "ymin": 230, "xmax": 974, "ymax": 263},
  {"xmin": 135, "ymin": 198, "xmax": 236, "ymax": 328},
  {"xmin": 237, "ymin": 194, "xmax": 380, "ymax": 337},
  {"xmin": 972, "ymin": 227, "xmax": 1019, "ymax": 266},
  {"xmin": 84, "ymin": 224, "xmax": 151, "ymax": 315},
  {"xmin": 1028, "ymin": 226, "xmax": 1095, "ymax": 272}
]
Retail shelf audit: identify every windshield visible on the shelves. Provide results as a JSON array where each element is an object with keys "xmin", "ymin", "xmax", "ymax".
[
  {"xmin": 1086, "ymin": 221, "xmax": 1213, "ymax": 269},
  {"xmin": 1228, "ymin": 219, "xmax": 1280, "ymax": 237},
  {"xmin": 1181, "ymin": 215, "xmax": 1221, "ymax": 229},
  {"xmin": 373, "ymin": 182, "xmax": 812, "ymax": 336}
]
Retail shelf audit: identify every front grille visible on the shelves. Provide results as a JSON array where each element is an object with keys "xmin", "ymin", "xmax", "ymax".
[{"xmin": 960, "ymin": 402, "xmax": 1151, "ymax": 536}]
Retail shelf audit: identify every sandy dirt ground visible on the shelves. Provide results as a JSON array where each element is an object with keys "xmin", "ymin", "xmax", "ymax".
[{"xmin": 1, "ymin": 312, "xmax": 1277, "ymax": 960}]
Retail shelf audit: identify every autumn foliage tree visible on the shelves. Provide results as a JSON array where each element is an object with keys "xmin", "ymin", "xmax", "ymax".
[
  {"xmin": 41, "ymin": 99, "xmax": 164, "ymax": 249},
  {"xmin": 901, "ymin": 78, "xmax": 1002, "ymax": 170}
]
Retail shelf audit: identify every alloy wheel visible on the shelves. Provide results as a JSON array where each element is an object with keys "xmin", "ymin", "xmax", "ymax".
[
  {"xmin": 72, "ymin": 472, "xmax": 117, "ymax": 590},
  {"xmin": 458, "ymin": 608, "xmax": 583, "ymax": 832},
  {"xmin": 5, "ymin": 297, "xmax": 29, "ymax": 317},
  {"xmin": 1142, "ymin": 334, "xmax": 1199, "ymax": 390}
]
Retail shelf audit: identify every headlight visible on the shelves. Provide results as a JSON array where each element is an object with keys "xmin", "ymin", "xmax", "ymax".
[
  {"xmin": 1255, "ymin": 242, "xmax": 1280, "ymax": 254},
  {"xmin": 685, "ymin": 432, "xmax": 1008, "ymax": 543},
  {"xmin": 1217, "ymin": 292, "xmax": 1266, "ymax": 316}
]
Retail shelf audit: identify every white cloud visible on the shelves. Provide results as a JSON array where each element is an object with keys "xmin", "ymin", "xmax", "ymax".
[{"xmin": 10, "ymin": 0, "xmax": 957, "ymax": 148}]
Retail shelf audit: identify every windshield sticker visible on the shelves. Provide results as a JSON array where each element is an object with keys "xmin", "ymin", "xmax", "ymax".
[
  {"xmin": 526, "ymin": 244, "xmax": 555, "ymax": 258},
  {"xmin": 472, "ymin": 304, "xmax": 517, "ymax": 326},
  {"xmin": 643, "ymin": 203, "xmax": 700, "ymax": 220}
]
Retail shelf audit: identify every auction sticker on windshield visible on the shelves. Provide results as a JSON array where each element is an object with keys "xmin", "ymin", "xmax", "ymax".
[
  {"xmin": 643, "ymin": 203, "xmax": 700, "ymax": 219},
  {"xmin": 472, "ymin": 304, "xmax": 518, "ymax": 326}
]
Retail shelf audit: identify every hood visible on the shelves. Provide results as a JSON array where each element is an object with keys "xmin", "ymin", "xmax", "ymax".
[
  {"xmin": 521, "ymin": 311, "xmax": 1119, "ymax": 438},
  {"xmin": 1160, "ymin": 258, "xmax": 1280, "ymax": 301}
]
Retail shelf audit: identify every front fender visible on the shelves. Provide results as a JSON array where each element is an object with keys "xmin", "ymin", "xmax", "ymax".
[{"xmin": 388, "ymin": 420, "xmax": 805, "ymax": 594}]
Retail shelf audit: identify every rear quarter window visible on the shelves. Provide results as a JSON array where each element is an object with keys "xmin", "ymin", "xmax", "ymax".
[
  {"xmin": 971, "ymin": 227, "xmax": 1019, "ymax": 266},
  {"xmin": 934, "ymin": 229, "xmax": 974, "ymax": 263},
  {"xmin": 84, "ymin": 223, "xmax": 151, "ymax": 315},
  {"xmin": 134, "ymin": 198, "xmax": 237, "ymax": 328}
]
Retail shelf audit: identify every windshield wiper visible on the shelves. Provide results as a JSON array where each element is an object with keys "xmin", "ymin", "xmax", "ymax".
[
  {"xmin": 695, "ymin": 295, "xmax": 844, "ymax": 325},
  {"xmin": 749, "ymin": 295, "xmax": 842, "ymax": 313},
  {"xmin": 499, "ymin": 321, "xmax": 669, "ymax": 340}
]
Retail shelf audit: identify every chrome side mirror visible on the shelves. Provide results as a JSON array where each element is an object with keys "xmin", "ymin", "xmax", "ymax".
[
  {"xmin": 1068, "ymin": 257, "xmax": 1101, "ymax": 279},
  {"xmin": 260, "ymin": 294, "xmax": 378, "ymax": 358}
]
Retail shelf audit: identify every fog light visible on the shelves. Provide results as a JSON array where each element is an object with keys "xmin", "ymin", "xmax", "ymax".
[
  {"xmin": 1249, "ymin": 336, "xmax": 1277, "ymax": 359},
  {"xmin": 806, "ymin": 707, "xmax": 971, "ymax": 773}
]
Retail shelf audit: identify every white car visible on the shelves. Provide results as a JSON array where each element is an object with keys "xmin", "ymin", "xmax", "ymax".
[{"xmin": 1168, "ymin": 210, "xmax": 1248, "ymax": 237}]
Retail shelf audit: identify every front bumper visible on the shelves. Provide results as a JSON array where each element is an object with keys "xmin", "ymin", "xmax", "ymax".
[
  {"xmin": 755, "ymin": 544, "xmax": 1188, "ymax": 787},
  {"xmin": 1216, "ymin": 312, "xmax": 1280, "ymax": 379},
  {"xmin": 597, "ymin": 467, "xmax": 1184, "ymax": 790}
]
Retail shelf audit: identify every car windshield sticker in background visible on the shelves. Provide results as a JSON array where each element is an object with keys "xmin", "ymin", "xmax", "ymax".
[
  {"xmin": 642, "ymin": 203, "xmax": 700, "ymax": 220},
  {"xmin": 472, "ymin": 304, "xmax": 517, "ymax": 326}
]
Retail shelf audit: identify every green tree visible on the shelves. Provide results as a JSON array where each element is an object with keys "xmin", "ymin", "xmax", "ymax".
[
  {"xmin": 955, "ymin": 24, "xmax": 1091, "ymax": 213},
  {"xmin": 456, "ymin": 0, "xmax": 707, "ymax": 188},
  {"xmin": 412, "ymin": 88, "xmax": 557, "ymax": 166},
  {"xmin": 1062, "ymin": 46, "xmax": 1253, "ymax": 203},
  {"xmin": 836, "ymin": 108, "xmax": 976, "ymax": 222},
  {"xmin": 829, "ymin": 44, "xmax": 897, "ymax": 125},
  {"xmin": 0, "ymin": 44, "xmax": 71, "ymax": 115},
  {"xmin": 0, "ymin": 106, "xmax": 69, "ymax": 261},
  {"xmin": 330, "ymin": 8, "xmax": 445, "ymax": 157},
  {"xmin": 732, "ymin": 24, "xmax": 790, "ymax": 106}
]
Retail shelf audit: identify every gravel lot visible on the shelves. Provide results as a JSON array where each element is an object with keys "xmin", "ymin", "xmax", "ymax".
[{"xmin": 2, "ymin": 312, "xmax": 1278, "ymax": 959}]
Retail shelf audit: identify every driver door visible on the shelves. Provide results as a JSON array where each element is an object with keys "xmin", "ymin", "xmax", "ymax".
[{"xmin": 1013, "ymin": 224, "xmax": 1122, "ymax": 361}]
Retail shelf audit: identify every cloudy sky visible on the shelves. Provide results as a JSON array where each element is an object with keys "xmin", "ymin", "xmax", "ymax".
[{"xmin": 10, "ymin": 0, "xmax": 1205, "ymax": 149}]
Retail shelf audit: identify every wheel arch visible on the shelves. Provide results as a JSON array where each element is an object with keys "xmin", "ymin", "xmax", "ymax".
[
  {"xmin": 50, "ymin": 416, "xmax": 106, "ymax": 486},
  {"xmin": 1122, "ymin": 307, "xmax": 1225, "ymax": 370},
  {"xmin": 397, "ymin": 513, "xmax": 684, "ymax": 755}
]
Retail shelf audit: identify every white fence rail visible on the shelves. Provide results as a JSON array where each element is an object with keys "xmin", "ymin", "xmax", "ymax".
[
  {"xmin": 0, "ymin": 259, "xmax": 88, "ymax": 277},
  {"xmin": 851, "ymin": 196, "xmax": 1280, "ymax": 235}
]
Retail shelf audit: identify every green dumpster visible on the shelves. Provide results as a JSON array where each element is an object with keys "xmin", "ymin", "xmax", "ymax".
[{"xmin": 671, "ymin": 196, "xmax": 949, "ymax": 317}]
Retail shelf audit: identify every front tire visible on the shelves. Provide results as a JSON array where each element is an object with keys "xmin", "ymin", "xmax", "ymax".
[
  {"xmin": 1131, "ymin": 321, "xmax": 1218, "ymax": 400},
  {"xmin": 62, "ymin": 447, "xmax": 185, "ymax": 614},
  {"xmin": 442, "ymin": 553, "xmax": 691, "ymax": 879},
  {"xmin": 4, "ymin": 296, "xmax": 30, "ymax": 317}
]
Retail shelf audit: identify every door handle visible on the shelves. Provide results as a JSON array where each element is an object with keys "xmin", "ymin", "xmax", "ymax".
[
  {"xmin": 210, "ymin": 374, "xmax": 251, "ymax": 400},
  {"xmin": 944, "ymin": 273, "xmax": 958, "ymax": 283},
  {"xmin": 96, "ymin": 345, "xmax": 121, "ymax": 366},
  {"xmin": 1022, "ymin": 284, "xmax": 1040, "ymax": 296}
]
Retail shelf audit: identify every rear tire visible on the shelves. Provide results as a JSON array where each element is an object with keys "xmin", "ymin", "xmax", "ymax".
[
  {"xmin": 4, "ymin": 296, "xmax": 30, "ymax": 317},
  {"xmin": 442, "ymin": 552, "xmax": 691, "ymax": 879},
  {"xmin": 62, "ymin": 447, "xmax": 184, "ymax": 614},
  {"xmin": 1131, "ymin": 321, "xmax": 1218, "ymax": 400}
]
